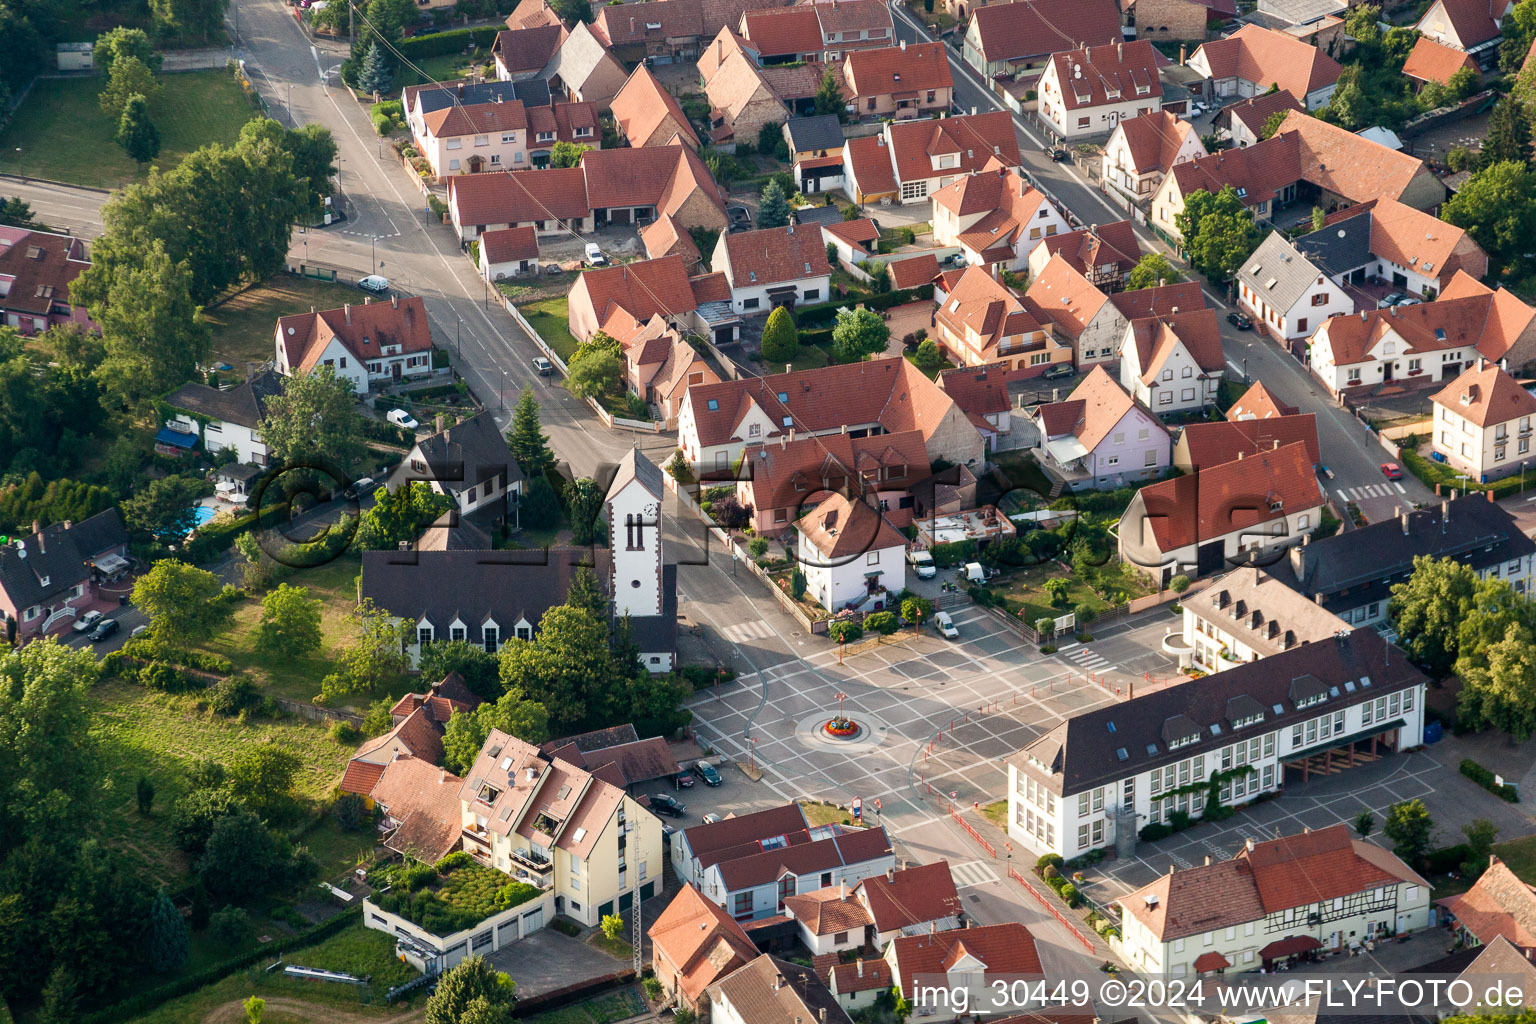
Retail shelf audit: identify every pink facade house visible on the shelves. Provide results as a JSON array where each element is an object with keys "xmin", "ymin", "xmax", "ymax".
[
  {"xmin": 1033, "ymin": 365, "xmax": 1172, "ymax": 490},
  {"xmin": 0, "ymin": 510, "xmax": 130, "ymax": 644},
  {"xmin": 0, "ymin": 227, "xmax": 97, "ymax": 336}
]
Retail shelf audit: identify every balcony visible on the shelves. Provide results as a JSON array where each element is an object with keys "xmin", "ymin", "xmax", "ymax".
[
  {"xmin": 461, "ymin": 826, "xmax": 492, "ymax": 848},
  {"xmin": 509, "ymin": 847, "xmax": 553, "ymax": 876}
]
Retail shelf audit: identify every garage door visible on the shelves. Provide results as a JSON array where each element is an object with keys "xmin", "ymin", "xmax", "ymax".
[{"xmin": 522, "ymin": 907, "xmax": 545, "ymax": 934}]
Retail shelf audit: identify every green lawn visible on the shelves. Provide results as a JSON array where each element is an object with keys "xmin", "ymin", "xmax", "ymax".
[
  {"xmin": 790, "ymin": 342, "xmax": 833, "ymax": 371},
  {"xmin": 91, "ymin": 677, "xmax": 356, "ymax": 886},
  {"xmin": 205, "ymin": 275, "xmax": 368, "ymax": 372},
  {"xmin": 520, "ymin": 296, "xmax": 580, "ymax": 363},
  {"xmin": 990, "ymin": 450, "xmax": 1057, "ymax": 509},
  {"xmin": 526, "ymin": 988, "xmax": 647, "ymax": 1024},
  {"xmin": 981, "ymin": 800, "xmax": 1008, "ymax": 829},
  {"xmin": 588, "ymin": 931, "xmax": 634, "ymax": 960},
  {"xmin": 1494, "ymin": 832, "xmax": 1536, "ymax": 881},
  {"xmin": 398, "ymin": 53, "xmax": 484, "ymax": 89},
  {"xmin": 0, "ymin": 70, "xmax": 257, "ymax": 188},
  {"xmin": 987, "ymin": 561, "xmax": 1153, "ymax": 627},
  {"xmin": 193, "ymin": 555, "xmax": 386, "ymax": 707},
  {"xmin": 125, "ymin": 923, "xmax": 419, "ymax": 1024}
]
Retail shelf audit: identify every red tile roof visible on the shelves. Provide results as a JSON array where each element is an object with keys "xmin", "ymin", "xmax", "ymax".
[
  {"xmin": 1194, "ymin": 951, "xmax": 1232, "ymax": 972},
  {"xmin": 812, "ymin": 0, "xmax": 892, "ymax": 35},
  {"xmin": 721, "ymin": 223, "xmax": 831, "ymax": 288},
  {"xmin": 888, "ymin": 923, "xmax": 1042, "ymax": 993},
  {"xmin": 1031, "ymin": 223, "xmax": 1142, "ymax": 280},
  {"xmin": 1135, "ymin": 440, "xmax": 1323, "ymax": 551},
  {"xmin": 1227, "ymin": 380, "xmax": 1297, "ymax": 421},
  {"xmin": 593, "ymin": 0, "xmax": 704, "ymax": 47},
  {"xmin": 480, "ymin": 225, "xmax": 540, "ymax": 264},
  {"xmin": 492, "ymin": 24, "xmax": 568, "ymax": 74},
  {"xmin": 1402, "ymin": 35, "xmax": 1480, "ymax": 84},
  {"xmin": 372, "ymin": 755, "xmax": 465, "ymax": 863},
  {"xmin": 339, "ymin": 759, "xmax": 386, "ymax": 795},
  {"xmin": 796, "ymin": 492, "xmax": 909, "ymax": 557},
  {"xmin": 740, "ymin": 430, "xmax": 930, "ymax": 515},
  {"xmin": 843, "ymin": 42, "xmax": 951, "ymax": 99},
  {"xmin": 1115, "ymin": 111, "xmax": 1200, "ymax": 175},
  {"xmin": 1222, "ymin": 90, "xmax": 1304, "ymax": 138},
  {"xmin": 844, "ymin": 133, "xmax": 898, "ymax": 196},
  {"xmin": 1035, "ymin": 365, "xmax": 1144, "ymax": 452},
  {"xmin": 1273, "ymin": 110, "xmax": 1438, "ymax": 207},
  {"xmin": 582, "ymin": 144, "xmax": 727, "ymax": 220},
  {"xmin": 571, "ymin": 254, "xmax": 700, "ymax": 336},
  {"xmin": 742, "ymin": 6, "xmax": 824, "ymax": 55},
  {"xmin": 936, "ymin": 266, "xmax": 1043, "ymax": 358},
  {"xmin": 889, "ymin": 253, "xmax": 940, "ymax": 290},
  {"xmin": 0, "ymin": 228, "xmax": 92, "ymax": 318},
  {"xmin": 1316, "ymin": 285, "xmax": 1536, "ymax": 367},
  {"xmin": 1431, "ymin": 360, "xmax": 1536, "ymax": 428},
  {"xmin": 649, "ymin": 883, "xmax": 759, "ymax": 1005},
  {"xmin": 1416, "ymin": 0, "xmax": 1505, "ymax": 48},
  {"xmin": 1127, "ymin": 307, "xmax": 1225, "ymax": 384},
  {"xmin": 611, "ymin": 65, "xmax": 701, "ymax": 148},
  {"xmin": 855, "ymin": 861, "xmax": 962, "ymax": 933},
  {"xmin": 1106, "ymin": 280, "xmax": 1206, "ymax": 321},
  {"xmin": 828, "ymin": 957, "xmax": 892, "ymax": 995},
  {"xmin": 782, "ymin": 886, "xmax": 875, "ymax": 936},
  {"xmin": 717, "ymin": 825, "xmax": 893, "ymax": 890},
  {"xmin": 1193, "ymin": 25, "xmax": 1342, "ymax": 103},
  {"xmin": 1438, "ymin": 858, "xmax": 1536, "ymax": 949},
  {"xmin": 1179, "ymin": 414, "xmax": 1321, "ymax": 469},
  {"xmin": 823, "ymin": 217, "xmax": 880, "ymax": 253},
  {"xmin": 1047, "ymin": 40, "xmax": 1162, "ymax": 112},
  {"xmin": 887, "ymin": 112, "xmax": 1021, "ymax": 185},
  {"xmin": 276, "ymin": 296, "xmax": 434, "ymax": 374},
  {"xmin": 1366, "ymin": 197, "xmax": 1485, "ymax": 284},
  {"xmin": 1168, "ymin": 131, "xmax": 1304, "ymax": 212},
  {"xmin": 448, "ymin": 167, "xmax": 591, "ymax": 227},
  {"xmin": 937, "ymin": 364, "xmax": 1011, "ymax": 418},
  {"xmin": 506, "ymin": 0, "xmax": 561, "ymax": 29},
  {"xmin": 1024, "ymin": 254, "xmax": 1110, "ymax": 339},
  {"xmin": 968, "ymin": 0, "xmax": 1121, "ymax": 63}
]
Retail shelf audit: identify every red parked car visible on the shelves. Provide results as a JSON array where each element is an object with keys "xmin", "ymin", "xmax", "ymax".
[{"xmin": 1380, "ymin": 462, "xmax": 1404, "ymax": 480}]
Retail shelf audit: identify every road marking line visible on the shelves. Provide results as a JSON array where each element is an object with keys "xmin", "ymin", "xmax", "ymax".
[
  {"xmin": 1336, "ymin": 488, "xmax": 1350, "ymax": 504},
  {"xmin": 1394, "ymin": 483, "xmax": 1406, "ymax": 494}
]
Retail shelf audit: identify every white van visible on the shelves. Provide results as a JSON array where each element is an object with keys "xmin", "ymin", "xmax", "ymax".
[{"xmin": 907, "ymin": 549, "xmax": 936, "ymax": 579}]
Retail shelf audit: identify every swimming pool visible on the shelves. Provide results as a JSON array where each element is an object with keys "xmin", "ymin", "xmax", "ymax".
[{"xmin": 187, "ymin": 505, "xmax": 217, "ymax": 532}]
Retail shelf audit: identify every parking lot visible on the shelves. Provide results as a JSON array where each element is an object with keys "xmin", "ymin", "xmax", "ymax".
[{"xmin": 686, "ymin": 603, "xmax": 1186, "ymax": 841}]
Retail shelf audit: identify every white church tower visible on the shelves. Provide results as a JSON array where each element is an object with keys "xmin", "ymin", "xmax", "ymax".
[{"xmin": 605, "ymin": 448, "xmax": 673, "ymax": 670}]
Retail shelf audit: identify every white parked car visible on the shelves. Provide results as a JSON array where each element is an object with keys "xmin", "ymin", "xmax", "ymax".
[
  {"xmin": 907, "ymin": 549, "xmax": 937, "ymax": 579},
  {"xmin": 386, "ymin": 408, "xmax": 420, "ymax": 430},
  {"xmin": 933, "ymin": 611, "xmax": 959, "ymax": 640},
  {"xmin": 74, "ymin": 609, "xmax": 103, "ymax": 633},
  {"xmin": 583, "ymin": 242, "xmax": 607, "ymax": 266},
  {"xmin": 358, "ymin": 274, "xmax": 390, "ymax": 293}
]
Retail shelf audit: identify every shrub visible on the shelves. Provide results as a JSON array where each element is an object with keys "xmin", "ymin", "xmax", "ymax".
[
  {"xmin": 330, "ymin": 720, "xmax": 361, "ymax": 744},
  {"xmin": 865, "ymin": 611, "xmax": 899, "ymax": 635},
  {"xmin": 828, "ymin": 620, "xmax": 863, "ymax": 644},
  {"xmin": 1460, "ymin": 759, "xmax": 1519, "ymax": 801},
  {"xmin": 1139, "ymin": 822, "xmax": 1172, "ymax": 841},
  {"xmin": 1425, "ymin": 843, "xmax": 1472, "ymax": 875},
  {"xmin": 643, "ymin": 976, "xmax": 664, "ymax": 1001},
  {"xmin": 748, "ymin": 537, "xmax": 769, "ymax": 559},
  {"xmin": 398, "ymin": 863, "xmax": 438, "ymax": 892},
  {"xmin": 208, "ymin": 677, "xmax": 259, "ymax": 717},
  {"xmin": 1058, "ymin": 882, "xmax": 1081, "ymax": 907},
  {"xmin": 1042, "ymin": 863, "xmax": 1060, "ymax": 880},
  {"xmin": 1169, "ymin": 574, "xmax": 1191, "ymax": 594},
  {"xmin": 1036, "ymin": 853, "xmax": 1064, "ymax": 875},
  {"xmin": 396, "ymin": 26, "xmax": 501, "ymax": 59},
  {"xmin": 208, "ymin": 906, "xmax": 251, "ymax": 945}
]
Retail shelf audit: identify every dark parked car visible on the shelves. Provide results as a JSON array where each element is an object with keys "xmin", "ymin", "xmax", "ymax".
[
  {"xmin": 692, "ymin": 761, "xmax": 723, "ymax": 786},
  {"xmin": 673, "ymin": 772, "xmax": 695, "ymax": 789},
  {"xmin": 1042, "ymin": 363, "xmax": 1074, "ymax": 380},
  {"xmin": 1227, "ymin": 311, "xmax": 1253, "ymax": 330},
  {"xmin": 89, "ymin": 618, "xmax": 121, "ymax": 643},
  {"xmin": 648, "ymin": 793, "xmax": 686, "ymax": 817},
  {"xmin": 1048, "ymin": 147, "xmax": 1069, "ymax": 161}
]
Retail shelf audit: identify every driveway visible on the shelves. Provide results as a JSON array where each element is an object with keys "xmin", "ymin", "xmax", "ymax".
[{"xmin": 485, "ymin": 929, "xmax": 626, "ymax": 1001}]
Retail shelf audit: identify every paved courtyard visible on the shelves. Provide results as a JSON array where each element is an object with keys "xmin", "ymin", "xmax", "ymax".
[{"xmin": 686, "ymin": 603, "xmax": 1185, "ymax": 840}]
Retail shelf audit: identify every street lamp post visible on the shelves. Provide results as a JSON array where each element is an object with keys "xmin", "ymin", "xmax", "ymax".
[
  {"xmin": 455, "ymin": 316, "xmax": 461, "ymax": 358},
  {"xmin": 501, "ymin": 369, "xmax": 507, "ymax": 411}
]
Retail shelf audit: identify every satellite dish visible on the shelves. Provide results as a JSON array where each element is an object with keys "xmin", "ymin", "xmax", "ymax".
[
  {"xmin": 1073, "ymin": 64, "xmax": 1082, "ymax": 79},
  {"xmin": 1337, "ymin": 230, "xmax": 1346, "ymax": 238}
]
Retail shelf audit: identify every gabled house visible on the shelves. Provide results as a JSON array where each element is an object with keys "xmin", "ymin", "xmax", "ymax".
[
  {"xmin": 736, "ymin": 429, "xmax": 930, "ymax": 533},
  {"xmin": 699, "ymin": 39, "xmax": 791, "ymax": 146},
  {"xmin": 1151, "ymin": 132, "xmax": 1303, "ymax": 237},
  {"xmin": 1235, "ymin": 231, "xmax": 1355, "ymax": 343},
  {"xmin": 274, "ymin": 295, "xmax": 435, "ymax": 393},
  {"xmin": 1118, "ymin": 307, "xmax": 1225, "ymax": 414},
  {"xmin": 1026, "ymin": 221, "xmax": 1144, "ymax": 291},
  {"xmin": 491, "ymin": 25, "xmax": 567, "ymax": 82},
  {"xmin": 678, "ymin": 357, "xmax": 986, "ymax": 476},
  {"xmin": 821, "ymin": 218, "xmax": 879, "ymax": 266},
  {"xmin": 0, "ymin": 510, "xmax": 129, "ymax": 643},
  {"xmin": 1430, "ymin": 360, "xmax": 1536, "ymax": 483},
  {"xmin": 740, "ymin": 6, "xmax": 828, "ymax": 63},
  {"xmin": 1123, "ymin": 0, "xmax": 1217, "ymax": 43},
  {"xmin": 845, "ymin": 111, "xmax": 1023, "ymax": 206},
  {"xmin": 506, "ymin": 0, "xmax": 561, "ymax": 30},
  {"xmin": 1215, "ymin": 90, "xmax": 1304, "ymax": 149},
  {"xmin": 936, "ymin": 363, "xmax": 1013, "ymax": 449},
  {"xmin": 708, "ymin": 954, "xmax": 854, "ymax": 1024},
  {"xmin": 1023, "ymin": 255, "xmax": 1121, "ymax": 366},
  {"xmin": 641, "ymin": 214, "xmax": 703, "ymax": 269},
  {"xmin": 1270, "ymin": 492, "xmax": 1536, "ymax": 627},
  {"xmin": 825, "ymin": 956, "xmax": 895, "ymax": 1013},
  {"xmin": 361, "ymin": 449, "xmax": 678, "ymax": 671},
  {"xmin": 341, "ymin": 674, "xmax": 484, "ymax": 795},
  {"xmin": 1116, "ymin": 825, "xmax": 1431, "ymax": 974},
  {"xmin": 0, "ymin": 227, "xmax": 97, "ymax": 336},
  {"xmin": 390, "ymin": 411, "xmax": 523, "ymax": 530},
  {"xmin": 1188, "ymin": 24, "xmax": 1343, "ymax": 110},
  {"xmin": 1402, "ymin": 35, "xmax": 1482, "ymax": 88},
  {"xmin": 405, "ymin": 78, "xmax": 598, "ymax": 180},
  {"xmin": 1294, "ymin": 198, "xmax": 1489, "ymax": 302},
  {"xmin": 842, "ymin": 41, "xmax": 952, "ymax": 120},
  {"xmin": 539, "ymin": 21, "xmax": 631, "ymax": 108},
  {"xmin": 1038, "ymin": 40, "xmax": 1164, "ymax": 141},
  {"xmin": 1118, "ymin": 440, "xmax": 1324, "ymax": 583},
  {"xmin": 1268, "ymin": 110, "xmax": 1446, "ymax": 211},
  {"xmin": 786, "ymin": 114, "xmax": 849, "ymax": 196},
  {"xmin": 163, "ymin": 368, "xmax": 286, "ymax": 467},
  {"xmin": 1177, "ymin": 565, "xmax": 1349, "ymax": 674},
  {"xmin": 931, "ymin": 161, "xmax": 1069, "ymax": 269},
  {"xmin": 591, "ymin": 0, "xmax": 704, "ymax": 64},
  {"xmin": 1101, "ymin": 110, "xmax": 1207, "ymax": 205},
  {"xmin": 1174, "ymin": 413, "xmax": 1321, "ymax": 474},
  {"xmin": 961, "ymin": 0, "xmax": 1123, "ymax": 80},
  {"xmin": 582, "ymin": 143, "xmax": 728, "ymax": 231},
  {"xmin": 650, "ymin": 883, "xmax": 760, "ymax": 1017},
  {"xmin": 610, "ymin": 65, "xmax": 700, "ymax": 149},
  {"xmin": 618, "ymin": 315, "xmax": 720, "ymax": 426},
  {"xmin": 1008, "ymin": 628, "xmax": 1426, "ymax": 858},
  {"xmin": 796, "ymin": 491, "xmax": 907, "ymax": 611},
  {"xmin": 885, "ymin": 923, "xmax": 1043, "ymax": 1000},
  {"xmin": 447, "ymin": 166, "xmax": 595, "ymax": 242},
  {"xmin": 366, "ymin": 755, "xmax": 467, "ymax": 865},
  {"xmin": 567, "ymin": 254, "xmax": 700, "ymax": 342},
  {"xmin": 1227, "ymin": 380, "xmax": 1297, "ymax": 421},
  {"xmin": 671, "ymin": 804, "xmax": 895, "ymax": 920},
  {"xmin": 712, "ymin": 223, "xmax": 832, "ymax": 314},
  {"xmin": 1034, "ymin": 365, "xmax": 1172, "ymax": 489},
  {"xmin": 809, "ymin": 0, "xmax": 895, "ymax": 60},
  {"xmin": 1307, "ymin": 272, "xmax": 1536, "ymax": 395},
  {"xmin": 933, "ymin": 265, "xmax": 1070, "ymax": 372},
  {"xmin": 783, "ymin": 861, "xmax": 962, "ymax": 955},
  {"xmin": 1438, "ymin": 859, "xmax": 1536, "ymax": 951},
  {"xmin": 1414, "ymin": 0, "xmax": 1514, "ymax": 64},
  {"xmin": 477, "ymin": 225, "xmax": 541, "ymax": 281}
]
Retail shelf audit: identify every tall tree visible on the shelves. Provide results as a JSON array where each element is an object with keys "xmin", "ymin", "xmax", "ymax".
[
  {"xmin": 255, "ymin": 584, "xmax": 324, "ymax": 659},
  {"xmin": 99, "ymin": 55, "xmax": 160, "ymax": 120},
  {"xmin": 131, "ymin": 560, "xmax": 236, "ymax": 648},
  {"xmin": 1382, "ymin": 798, "xmax": 1434, "ymax": 865},
  {"xmin": 760, "ymin": 306, "xmax": 799, "ymax": 363},
  {"xmin": 1456, "ymin": 579, "xmax": 1536, "ymax": 739},
  {"xmin": 0, "ymin": 640, "xmax": 100, "ymax": 855},
  {"xmin": 87, "ymin": 240, "xmax": 209, "ymax": 407},
  {"xmin": 147, "ymin": 890, "xmax": 189, "ymax": 972},
  {"xmin": 120, "ymin": 475, "xmax": 207, "ymax": 539},
  {"xmin": 566, "ymin": 477, "xmax": 605, "ymax": 545},
  {"xmin": 757, "ymin": 180, "xmax": 790, "ymax": 229},
  {"xmin": 550, "ymin": 0, "xmax": 593, "ymax": 22},
  {"xmin": 240, "ymin": 119, "xmax": 337, "ymax": 219},
  {"xmin": 813, "ymin": 68, "xmax": 846, "ymax": 121},
  {"xmin": 418, "ymin": 639, "xmax": 502, "ymax": 700},
  {"xmin": 322, "ymin": 600, "xmax": 410, "ymax": 700},
  {"xmin": 831, "ymin": 306, "xmax": 889, "ymax": 363},
  {"xmin": 1502, "ymin": 0, "xmax": 1536, "ymax": 71},
  {"xmin": 565, "ymin": 565, "xmax": 605, "ymax": 616},
  {"xmin": 227, "ymin": 743, "xmax": 302, "ymax": 816},
  {"xmin": 1174, "ymin": 186, "xmax": 1262, "ymax": 281},
  {"xmin": 441, "ymin": 692, "xmax": 551, "ymax": 775},
  {"xmin": 1389, "ymin": 555, "xmax": 1481, "ymax": 678},
  {"xmin": 506, "ymin": 391, "xmax": 554, "ymax": 476},
  {"xmin": 1126, "ymin": 253, "xmax": 1179, "ymax": 289},
  {"xmin": 94, "ymin": 27, "xmax": 162, "ymax": 74},
  {"xmin": 197, "ymin": 811, "xmax": 281, "ymax": 901},
  {"xmin": 1484, "ymin": 96, "xmax": 1533, "ymax": 167},
  {"xmin": 356, "ymin": 41, "xmax": 393, "ymax": 95},
  {"xmin": 0, "ymin": 197, "xmax": 36, "ymax": 228},
  {"xmin": 149, "ymin": 0, "xmax": 231, "ymax": 41},
  {"xmin": 425, "ymin": 956, "xmax": 518, "ymax": 1024},
  {"xmin": 1441, "ymin": 160, "xmax": 1536, "ymax": 267},
  {"xmin": 567, "ymin": 348, "xmax": 622, "ymax": 401},
  {"xmin": 260, "ymin": 365, "xmax": 364, "ymax": 475},
  {"xmin": 363, "ymin": 0, "xmax": 418, "ymax": 44},
  {"xmin": 115, "ymin": 93, "xmax": 162, "ymax": 166},
  {"xmin": 355, "ymin": 481, "xmax": 451, "ymax": 550},
  {"xmin": 498, "ymin": 604, "xmax": 616, "ymax": 730}
]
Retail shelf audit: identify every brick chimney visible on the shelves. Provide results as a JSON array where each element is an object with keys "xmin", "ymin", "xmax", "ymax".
[{"xmin": 344, "ymin": 303, "xmax": 352, "ymax": 325}]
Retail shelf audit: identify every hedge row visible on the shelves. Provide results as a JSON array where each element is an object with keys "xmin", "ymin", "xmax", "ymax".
[
  {"xmin": 1460, "ymin": 758, "xmax": 1519, "ymax": 802},
  {"xmin": 397, "ymin": 26, "xmax": 501, "ymax": 59},
  {"xmin": 790, "ymin": 285, "xmax": 936, "ymax": 327},
  {"xmin": 83, "ymin": 907, "xmax": 365, "ymax": 1024}
]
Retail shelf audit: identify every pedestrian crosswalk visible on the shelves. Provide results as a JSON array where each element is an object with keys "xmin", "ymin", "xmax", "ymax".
[
  {"xmin": 950, "ymin": 860, "xmax": 1001, "ymax": 889},
  {"xmin": 721, "ymin": 620, "xmax": 775, "ymax": 644},
  {"xmin": 1059, "ymin": 645, "xmax": 1111, "ymax": 672},
  {"xmin": 1338, "ymin": 482, "xmax": 1406, "ymax": 502}
]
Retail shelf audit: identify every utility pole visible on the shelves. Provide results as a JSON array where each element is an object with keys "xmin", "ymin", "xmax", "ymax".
[{"xmin": 348, "ymin": 0, "xmax": 355, "ymax": 45}]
